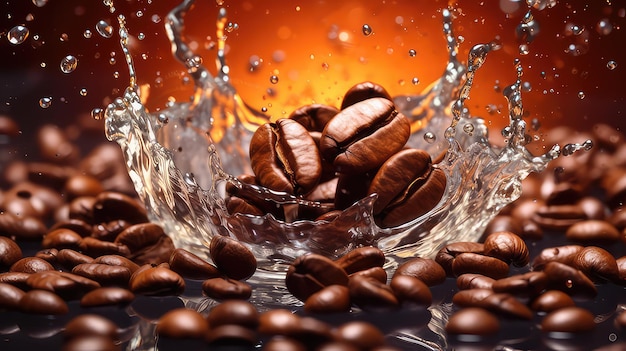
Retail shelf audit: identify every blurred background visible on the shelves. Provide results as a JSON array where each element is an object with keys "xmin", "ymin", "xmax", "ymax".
[{"xmin": 1, "ymin": 0, "xmax": 625, "ymax": 153}]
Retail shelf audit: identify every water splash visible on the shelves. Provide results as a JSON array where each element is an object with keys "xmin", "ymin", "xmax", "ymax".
[{"xmin": 104, "ymin": 1, "xmax": 588, "ymax": 273}]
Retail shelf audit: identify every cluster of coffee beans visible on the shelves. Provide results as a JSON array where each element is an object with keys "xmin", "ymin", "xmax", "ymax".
[{"xmin": 227, "ymin": 82, "xmax": 446, "ymax": 227}]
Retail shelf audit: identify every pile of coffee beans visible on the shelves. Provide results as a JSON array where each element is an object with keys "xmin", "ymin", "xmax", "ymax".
[
  {"xmin": 227, "ymin": 82, "xmax": 446, "ymax": 227},
  {"xmin": 1, "ymin": 103, "xmax": 626, "ymax": 350}
]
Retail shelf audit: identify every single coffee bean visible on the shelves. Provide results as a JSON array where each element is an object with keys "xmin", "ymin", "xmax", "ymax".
[
  {"xmin": 483, "ymin": 231, "xmax": 529, "ymax": 267},
  {"xmin": 94, "ymin": 255, "xmax": 140, "ymax": 274},
  {"xmin": 456, "ymin": 274, "xmax": 495, "ymax": 290},
  {"xmin": 531, "ymin": 245, "xmax": 584, "ymax": 270},
  {"xmin": 92, "ymin": 191, "xmax": 149, "ymax": 224},
  {"xmin": 64, "ymin": 174, "xmax": 105, "ymax": 201},
  {"xmin": 531, "ymin": 204, "xmax": 587, "ymax": 230},
  {"xmin": 50, "ymin": 219, "xmax": 93, "ymax": 237},
  {"xmin": 435, "ymin": 242, "xmax": 485, "ymax": 276},
  {"xmin": 340, "ymin": 81, "xmax": 392, "ymax": 110},
  {"xmin": 42, "ymin": 228, "xmax": 83, "ymax": 250},
  {"xmin": 530, "ymin": 290, "xmax": 575, "ymax": 312},
  {"xmin": 169, "ymin": 248, "xmax": 221, "ymax": 280},
  {"xmin": 617, "ymin": 256, "xmax": 626, "ymax": 284},
  {"xmin": 114, "ymin": 222, "xmax": 166, "ymax": 253},
  {"xmin": 64, "ymin": 314, "xmax": 119, "ymax": 340},
  {"xmin": 10, "ymin": 257, "xmax": 54, "ymax": 273},
  {"xmin": 0, "ymin": 282, "xmax": 25, "ymax": 310},
  {"xmin": 129, "ymin": 265, "xmax": 185, "ymax": 296},
  {"xmin": 0, "ymin": 272, "xmax": 31, "ymax": 290},
  {"xmin": 91, "ymin": 220, "xmax": 131, "ymax": 242},
  {"xmin": 72, "ymin": 263, "xmax": 132, "ymax": 287},
  {"xmin": 348, "ymin": 274, "xmax": 399, "ymax": 311},
  {"xmin": 68, "ymin": 196, "xmax": 97, "ymax": 223},
  {"xmin": 258, "ymin": 309, "xmax": 302, "ymax": 336},
  {"xmin": 565, "ymin": 220, "xmax": 621, "ymax": 246},
  {"xmin": 334, "ymin": 246, "xmax": 385, "ymax": 275},
  {"xmin": 349, "ymin": 266, "xmax": 387, "ymax": 284},
  {"xmin": 541, "ymin": 261, "xmax": 597, "ymax": 298},
  {"xmin": 289, "ymin": 104, "xmax": 338, "ymax": 132},
  {"xmin": 262, "ymin": 337, "xmax": 307, "ymax": 351},
  {"xmin": 249, "ymin": 118, "xmax": 322, "ymax": 195},
  {"xmin": 79, "ymin": 237, "xmax": 132, "ymax": 258},
  {"xmin": 451, "ymin": 253, "xmax": 510, "ymax": 279},
  {"xmin": 304, "ymin": 285, "xmax": 351, "ymax": 314},
  {"xmin": 285, "ymin": 253, "xmax": 349, "ymax": 301},
  {"xmin": 0, "ymin": 212, "xmax": 47, "ymax": 240},
  {"xmin": 615, "ymin": 310, "xmax": 626, "ymax": 330},
  {"xmin": 483, "ymin": 215, "xmax": 523, "ymax": 236},
  {"xmin": 79, "ymin": 144, "xmax": 135, "ymax": 195},
  {"xmin": 320, "ymin": 98, "xmax": 410, "ymax": 175},
  {"xmin": 130, "ymin": 234, "xmax": 176, "ymax": 266},
  {"xmin": 491, "ymin": 271, "xmax": 548, "ymax": 297},
  {"xmin": 206, "ymin": 300, "xmax": 259, "ymax": 329},
  {"xmin": 37, "ymin": 124, "xmax": 80, "ymax": 164},
  {"xmin": 157, "ymin": 308, "xmax": 209, "ymax": 339},
  {"xmin": 577, "ymin": 197, "xmax": 606, "ymax": 220},
  {"xmin": 209, "ymin": 235, "xmax": 257, "ymax": 280},
  {"xmin": 225, "ymin": 196, "xmax": 265, "ymax": 216},
  {"xmin": 452, "ymin": 289, "xmax": 493, "ymax": 307},
  {"xmin": 2, "ymin": 182, "xmax": 61, "ymax": 219},
  {"xmin": 389, "ymin": 275, "xmax": 432, "ymax": 306},
  {"xmin": 541, "ymin": 306, "xmax": 595, "ymax": 334},
  {"xmin": 480, "ymin": 293, "xmax": 533, "ymax": 320},
  {"xmin": 0, "ymin": 236, "xmax": 22, "ymax": 268},
  {"xmin": 334, "ymin": 321, "xmax": 386, "ymax": 350},
  {"xmin": 80, "ymin": 287, "xmax": 135, "ymax": 307},
  {"xmin": 202, "ymin": 277, "xmax": 252, "ymax": 300},
  {"xmin": 392, "ymin": 257, "xmax": 446, "ymax": 286},
  {"xmin": 27, "ymin": 271, "xmax": 101, "ymax": 300},
  {"xmin": 56, "ymin": 248, "xmax": 94, "ymax": 269},
  {"xmin": 445, "ymin": 307, "xmax": 500, "ymax": 336},
  {"xmin": 20, "ymin": 289, "xmax": 69, "ymax": 315},
  {"xmin": 572, "ymin": 246, "xmax": 619, "ymax": 282}
]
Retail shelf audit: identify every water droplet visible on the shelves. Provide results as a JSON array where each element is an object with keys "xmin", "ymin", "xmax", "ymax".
[
  {"xmin": 423, "ymin": 132, "xmax": 436, "ymax": 144},
  {"xmin": 321, "ymin": 62, "xmax": 329, "ymax": 71},
  {"xmin": 248, "ymin": 55, "xmax": 262, "ymax": 72},
  {"xmin": 137, "ymin": 32, "xmax": 145, "ymax": 40},
  {"xmin": 362, "ymin": 24, "xmax": 372, "ymax": 36},
  {"xmin": 607, "ymin": 60, "xmax": 617, "ymax": 70},
  {"xmin": 39, "ymin": 97, "xmax": 52, "ymax": 108},
  {"xmin": 91, "ymin": 107, "xmax": 104, "ymax": 120},
  {"xmin": 216, "ymin": 0, "xmax": 224, "ymax": 5},
  {"xmin": 463, "ymin": 123, "xmax": 475, "ymax": 135},
  {"xmin": 7, "ymin": 25, "xmax": 29, "ymax": 45},
  {"xmin": 596, "ymin": 18, "xmax": 613, "ymax": 35},
  {"xmin": 83, "ymin": 29, "xmax": 92, "ymax": 39},
  {"xmin": 154, "ymin": 77, "xmax": 164, "ymax": 88},
  {"xmin": 32, "ymin": 0, "xmax": 48, "ymax": 7},
  {"xmin": 518, "ymin": 44, "xmax": 529, "ymax": 55},
  {"xmin": 515, "ymin": 11, "xmax": 540, "ymax": 44},
  {"xmin": 60, "ymin": 55, "xmax": 78, "ymax": 73},
  {"xmin": 59, "ymin": 33, "xmax": 69, "ymax": 42},
  {"xmin": 565, "ymin": 279, "xmax": 573, "ymax": 288},
  {"xmin": 79, "ymin": 88, "xmax": 88, "ymax": 96},
  {"xmin": 411, "ymin": 77, "xmax": 419, "ymax": 85},
  {"xmin": 157, "ymin": 113, "xmax": 169, "ymax": 123},
  {"xmin": 151, "ymin": 14, "xmax": 161, "ymax": 23},
  {"xmin": 136, "ymin": 10, "xmax": 144, "ymax": 18},
  {"xmin": 270, "ymin": 75, "xmax": 279, "ymax": 84},
  {"xmin": 96, "ymin": 20, "xmax": 113, "ymax": 38},
  {"xmin": 531, "ymin": 118, "xmax": 541, "ymax": 131},
  {"xmin": 526, "ymin": 0, "xmax": 553, "ymax": 11},
  {"xmin": 225, "ymin": 22, "xmax": 238, "ymax": 33},
  {"xmin": 577, "ymin": 91, "xmax": 585, "ymax": 99},
  {"xmin": 408, "ymin": 49, "xmax": 416, "ymax": 57}
]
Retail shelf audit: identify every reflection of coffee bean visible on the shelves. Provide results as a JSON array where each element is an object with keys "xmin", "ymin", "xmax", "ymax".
[{"xmin": 64, "ymin": 313, "xmax": 119, "ymax": 340}]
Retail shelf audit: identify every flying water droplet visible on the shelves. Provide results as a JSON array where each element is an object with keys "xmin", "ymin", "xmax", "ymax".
[
  {"xmin": 7, "ymin": 25, "xmax": 29, "ymax": 45},
  {"xmin": 39, "ymin": 97, "xmax": 52, "ymax": 108},
  {"xmin": 596, "ymin": 19, "xmax": 613, "ymax": 35},
  {"xmin": 60, "ymin": 55, "xmax": 78, "ymax": 73},
  {"xmin": 607, "ymin": 60, "xmax": 617, "ymax": 70},
  {"xmin": 96, "ymin": 20, "xmax": 114, "ymax": 38},
  {"xmin": 408, "ymin": 49, "xmax": 416, "ymax": 57},
  {"xmin": 423, "ymin": 132, "xmax": 436, "ymax": 144},
  {"xmin": 91, "ymin": 107, "xmax": 104, "ymax": 120},
  {"xmin": 79, "ymin": 88, "xmax": 88, "ymax": 96},
  {"xmin": 83, "ymin": 30, "xmax": 92, "ymax": 39},
  {"xmin": 515, "ymin": 11, "xmax": 540, "ymax": 44},
  {"xmin": 362, "ymin": 24, "xmax": 372, "ymax": 36},
  {"xmin": 32, "ymin": 0, "xmax": 48, "ymax": 7},
  {"xmin": 577, "ymin": 91, "xmax": 585, "ymax": 99},
  {"xmin": 270, "ymin": 75, "xmax": 279, "ymax": 84},
  {"xmin": 411, "ymin": 77, "xmax": 419, "ymax": 85}
]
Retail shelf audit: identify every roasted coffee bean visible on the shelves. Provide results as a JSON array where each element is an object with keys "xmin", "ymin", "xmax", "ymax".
[
  {"xmin": 207, "ymin": 324, "xmax": 258, "ymax": 345},
  {"xmin": 56, "ymin": 249, "xmax": 94, "ymax": 269},
  {"xmin": 21, "ymin": 162, "xmax": 76, "ymax": 190},
  {"xmin": 617, "ymin": 256, "xmax": 626, "ymax": 283},
  {"xmin": 42, "ymin": 228, "xmax": 83, "ymax": 250},
  {"xmin": 93, "ymin": 255, "xmax": 140, "ymax": 274},
  {"xmin": 64, "ymin": 314, "xmax": 119, "ymax": 340},
  {"xmin": 530, "ymin": 290, "xmax": 575, "ymax": 312},
  {"xmin": 0, "ymin": 115, "xmax": 19, "ymax": 136},
  {"xmin": 79, "ymin": 144, "xmax": 135, "ymax": 195},
  {"xmin": 2, "ymin": 181, "xmax": 62, "ymax": 219},
  {"xmin": 90, "ymin": 220, "xmax": 131, "ymax": 242},
  {"xmin": 348, "ymin": 274, "xmax": 398, "ymax": 310},
  {"xmin": 68, "ymin": 196, "xmax": 97, "ymax": 223},
  {"xmin": 263, "ymin": 337, "xmax": 307, "ymax": 351},
  {"xmin": 615, "ymin": 310, "xmax": 626, "ymax": 330},
  {"xmin": 27, "ymin": 271, "xmax": 100, "ymax": 300},
  {"xmin": 37, "ymin": 124, "xmax": 80, "ymax": 164},
  {"xmin": 62, "ymin": 336, "xmax": 120, "ymax": 351},
  {"xmin": 0, "ymin": 272, "xmax": 31, "ymax": 290},
  {"xmin": 369, "ymin": 149, "xmax": 447, "ymax": 227},
  {"xmin": 0, "ymin": 212, "xmax": 47, "ymax": 240},
  {"xmin": 541, "ymin": 306, "xmax": 596, "ymax": 334},
  {"xmin": 20, "ymin": 289, "xmax": 69, "ymax": 315},
  {"xmin": 452, "ymin": 289, "xmax": 493, "ymax": 307},
  {"xmin": 168, "ymin": 248, "xmax": 220, "ymax": 280},
  {"xmin": 577, "ymin": 196, "xmax": 606, "ymax": 220},
  {"xmin": 72, "ymin": 263, "xmax": 132, "ymax": 287},
  {"xmin": 64, "ymin": 174, "xmax": 105, "ymax": 201},
  {"xmin": 541, "ymin": 261, "xmax": 597, "ymax": 298},
  {"xmin": 92, "ymin": 191, "xmax": 149, "ymax": 224},
  {"xmin": 129, "ymin": 234, "xmax": 176, "ymax": 265},
  {"xmin": 320, "ymin": 98, "xmax": 410, "ymax": 175},
  {"xmin": 225, "ymin": 196, "xmax": 265, "ymax": 216},
  {"xmin": 532, "ymin": 204, "xmax": 587, "ymax": 230},
  {"xmin": 451, "ymin": 253, "xmax": 510, "ymax": 279},
  {"xmin": 206, "ymin": 300, "xmax": 259, "ymax": 329},
  {"xmin": 285, "ymin": 253, "xmax": 349, "ymax": 301},
  {"xmin": 304, "ymin": 285, "xmax": 351, "ymax": 314},
  {"xmin": 445, "ymin": 307, "xmax": 500, "ymax": 336},
  {"xmin": 114, "ymin": 222, "xmax": 165, "ymax": 252},
  {"xmin": 480, "ymin": 293, "xmax": 533, "ymax": 320},
  {"xmin": 250, "ymin": 118, "xmax": 322, "ymax": 195},
  {"xmin": 289, "ymin": 104, "xmax": 338, "ymax": 132},
  {"xmin": 129, "ymin": 265, "xmax": 185, "ymax": 296},
  {"xmin": 80, "ymin": 287, "xmax": 135, "ymax": 307},
  {"xmin": 50, "ymin": 219, "xmax": 93, "ymax": 237},
  {"xmin": 565, "ymin": 220, "xmax": 621, "ymax": 246},
  {"xmin": 334, "ymin": 321, "xmax": 386, "ymax": 350},
  {"xmin": 492, "ymin": 271, "xmax": 548, "ymax": 297},
  {"xmin": 79, "ymin": 237, "xmax": 131, "ymax": 257},
  {"xmin": 209, "ymin": 235, "xmax": 257, "ymax": 280},
  {"xmin": 202, "ymin": 277, "xmax": 252, "ymax": 300},
  {"xmin": 340, "ymin": 81, "xmax": 392, "ymax": 110},
  {"xmin": 0, "ymin": 236, "xmax": 22, "ymax": 268},
  {"xmin": 349, "ymin": 266, "xmax": 387, "ymax": 284},
  {"xmin": 157, "ymin": 308, "xmax": 209, "ymax": 339},
  {"xmin": 572, "ymin": 246, "xmax": 619, "ymax": 282},
  {"xmin": 392, "ymin": 257, "xmax": 446, "ymax": 286},
  {"xmin": 389, "ymin": 275, "xmax": 432, "ymax": 306},
  {"xmin": 10, "ymin": 257, "xmax": 54, "ymax": 273},
  {"xmin": 531, "ymin": 245, "xmax": 584, "ymax": 270},
  {"xmin": 258, "ymin": 309, "xmax": 302, "ymax": 336},
  {"xmin": 483, "ymin": 231, "xmax": 529, "ymax": 267},
  {"xmin": 435, "ymin": 242, "xmax": 485, "ymax": 276},
  {"xmin": 0, "ymin": 282, "xmax": 25, "ymax": 310},
  {"xmin": 456, "ymin": 274, "xmax": 495, "ymax": 290},
  {"xmin": 484, "ymin": 215, "xmax": 523, "ymax": 236},
  {"xmin": 334, "ymin": 246, "xmax": 385, "ymax": 274}
]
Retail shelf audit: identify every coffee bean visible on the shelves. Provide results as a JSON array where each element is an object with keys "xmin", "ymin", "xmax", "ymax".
[
  {"xmin": 617, "ymin": 256, "xmax": 626, "ymax": 284},
  {"xmin": 258, "ymin": 309, "xmax": 301, "ymax": 336},
  {"xmin": 26, "ymin": 271, "xmax": 100, "ymax": 300},
  {"xmin": 304, "ymin": 285, "xmax": 351, "ymax": 314},
  {"xmin": 80, "ymin": 287, "xmax": 135, "ymax": 307},
  {"xmin": 286, "ymin": 253, "xmax": 349, "ymax": 301},
  {"xmin": 93, "ymin": 254, "xmax": 140, "ymax": 274},
  {"xmin": 64, "ymin": 174, "xmax": 105, "ymax": 200},
  {"xmin": 79, "ymin": 144, "xmax": 135, "ymax": 195},
  {"xmin": 435, "ymin": 242, "xmax": 484, "ymax": 276},
  {"xmin": 168, "ymin": 248, "xmax": 220, "ymax": 280},
  {"xmin": 37, "ymin": 124, "xmax": 80, "ymax": 164},
  {"xmin": 209, "ymin": 235, "xmax": 257, "ymax": 280},
  {"xmin": 202, "ymin": 277, "xmax": 252, "ymax": 300},
  {"xmin": 62, "ymin": 336, "xmax": 120, "ymax": 351},
  {"xmin": 320, "ymin": 98, "xmax": 410, "ymax": 175},
  {"xmin": 206, "ymin": 300, "xmax": 259, "ymax": 329},
  {"xmin": 0, "ymin": 282, "xmax": 25, "ymax": 310},
  {"xmin": 334, "ymin": 321, "xmax": 386, "ymax": 350},
  {"xmin": 0, "ymin": 236, "xmax": 22, "ymax": 268},
  {"xmin": 249, "ymin": 119, "xmax": 322, "ymax": 195},
  {"xmin": 483, "ymin": 231, "xmax": 529, "ymax": 267},
  {"xmin": 445, "ymin": 307, "xmax": 500, "ymax": 336},
  {"xmin": 532, "ymin": 204, "xmax": 587, "ymax": 230},
  {"xmin": 64, "ymin": 314, "xmax": 119, "ymax": 340},
  {"xmin": 42, "ymin": 228, "xmax": 83, "ymax": 250},
  {"xmin": 0, "ymin": 272, "xmax": 31, "ymax": 290},
  {"xmin": 348, "ymin": 274, "xmax": 398, "ymax": 311},
  {"xmin": 68, "ymin": 196, "xmax": 97, "ymax": 223},
  {"xmin": 541, "ymin": 306, "xmax": 595, "ymax": 333},
  {"xmin": 289, "ymin": 104, "xmax": 338, "ymax": 132},
  {"xmin": 577, "ymin": 196, "xmax": 606, "ymax": 220},
  {"xmin": 10, "ymin": 257, "xmax": 54, "ymax": 273},
  {"xmin": 90, "ymin": 220, "xmax": 130, "ymax": 242},
  {"xmin": 389, "ymin": 275, "xmax": 432, "ymax": 306},
  {"xmin": 480, "ymin": 293, "xmax": 533, "ymax": 320},
  {"xmin": 157, "ymin": 308, "xmax": 209, "ymax": 339},
  {"xmin": 615, "ymin": 311, "xmax": 626, "ymax": 330},
  {"xmin": 50, "ymin": 219, "xmax": 93, "ymax": 237},
  {"xmin": 541, "ymin": 261, "xmax": 597, "ymax": 298},
  {"xmin": 114, "ymin": 222, "xmax": 165, "ymax": 252},
  {"xmin": 79, "ymin": 237, "xmax": 131, "ymax": 258},
  {"xmin": 565, "ymin": 220, "xmax": 621, "ymax": 246},
  {"xmin": 20, "ymin": 289, "xmax": 69, "ymax": 315},
  {"xmin": 0, "ymin": 212, "xmax": 47, "ymax": 240},
  {"xmin": 72, "ymin": 263, "xmax": 132, "ymax": 287},
  {"xmin": 56, "ymin": 249, "xmax": 94, "ymax": 269},
  {"xmin": 2, "ymin": 182, "xmax": 62, "ymax": 219},
  {"xmin": 129, "ymin": 265, "xmax": 185, "ymax": 296},
  {"xmin": 531, "ymin": 245, "xmax": 584, "ymax": 270},
  {"xmin": 451, "ymin": 253, "xmax": 509, "ymax": 279},
  {"xmin": 491, "ymin": 271, "xmax": 548, "ymax": 297},
  {"xmin": 484, "ymin": 215, "xmax": 523, "ymax": 236},
  {"xmin": 530, "ymin": 290, "xmax": 575, "ymax": 312},
  {"xmin": 452, "ymin": 289, "xmax": 493, "ymax": 308},
  {"xmin": 262, "ymin": 337, "xmax": 307, "ymax": 351},
  {"xmin": 456, "ymin": 274, "xmax": 495, "ymax": 290},
  {"xmin": 392, "ymin": 257, "xmax": 446, "ymax": 286},
  {"xmin": 572, "ymin": 246, "xmax": 619, "ymax": 282},
  {"xmin": 340, "ymin": 81, "xmax": 392, "ymax": 110},
  {"xmin": 92, "ymin": 191, "xmax": 149, "ymax": 224},
  {"xmin": 349, "ymin": 266, "xmax": 387, "ymax": 284},
  {"xmin": 334, "ymin": 246, "xmax": 385, "ymax": 275}
]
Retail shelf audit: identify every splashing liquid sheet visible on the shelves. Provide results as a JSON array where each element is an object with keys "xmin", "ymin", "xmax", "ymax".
[{"xmin": 104, "ymin": 1, "xmax": 588, "ymax": 276}]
